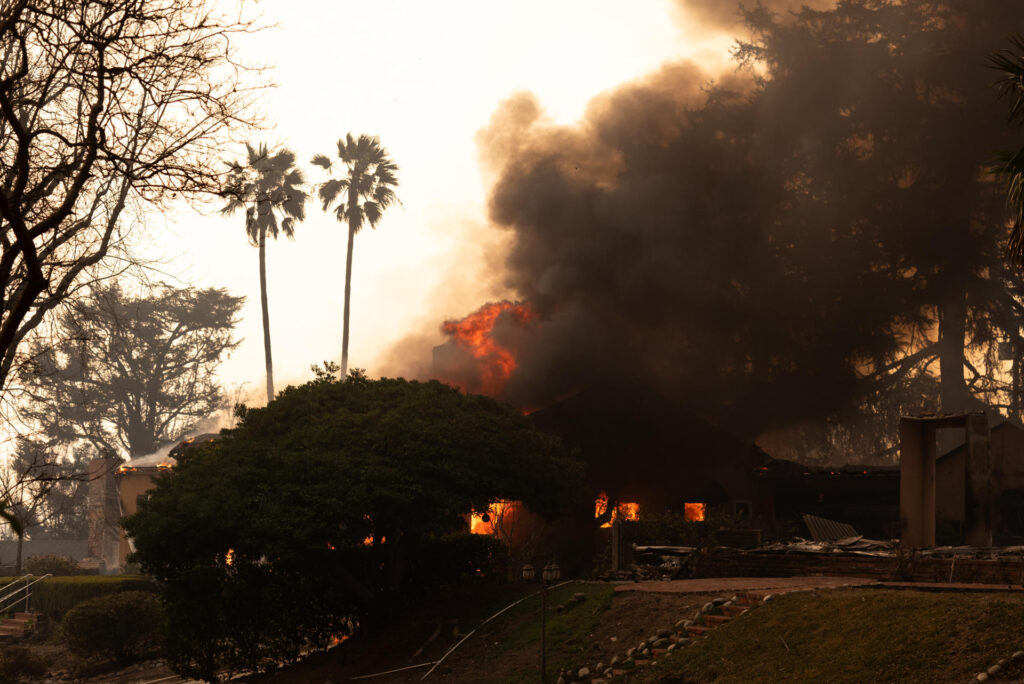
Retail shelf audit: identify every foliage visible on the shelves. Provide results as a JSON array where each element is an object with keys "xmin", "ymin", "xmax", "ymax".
[
  {"xmin": 311, "ymin": 134, "xmax": 400, "ymax": 377},
  {"xmin": 0, "ymin": 0, "xmax": 261, "ymax": 393},
  {"xmin": 62, "ymin": 591, "xmax": 161, "ymax": 664},
  {"xmin": 411, "ymin": 533, "xmax": 510, "ymax": 591},
  {"xmin": 20, "ymin": 283, "xmax": 243, "ymax": 458},
  {"xmin": 15, "ymin": 575, "xmax": 159, "ymax": 620},
  {"xmin": 124, "ymin": 372, "xmax": 584, "ymax": 681},
  {"xmin": 24, "ymin": 554, "xmax": 81, "ymax": 577},
  {"xmin": 991, "ymin": 34, "xmax": 1024, "ymax": 263},
  {"xmin": 0, "ymin": 646, "xmax": 47, "ymax": 682},
  {"xmin": 220, "ymin": 143, "xmax": 307, "ymax": 403}
]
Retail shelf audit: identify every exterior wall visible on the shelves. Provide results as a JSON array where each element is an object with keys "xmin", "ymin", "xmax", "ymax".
[
  {"xmin": 116, "ymin": 470, "xmax": 162, "ymax": 568},
  {"xmin": 87, "ymin": 459, "xmax": 121, "ymax": 571}
]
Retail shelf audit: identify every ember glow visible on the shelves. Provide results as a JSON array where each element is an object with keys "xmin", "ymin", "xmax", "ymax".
[
  {"xmin": 470, "ymin": 500, "xmax": 515, "ymax": 535},
  {"xmin": 684, "ymin": 502, "xmax": 706, "ymax": 522},
  {"xmin": 595, "ymin": 493, "xmax": 641, "ymax": 528},
  {"xmin": 440, "ymin": 301, "xmax": 533, "ymax": 395}
]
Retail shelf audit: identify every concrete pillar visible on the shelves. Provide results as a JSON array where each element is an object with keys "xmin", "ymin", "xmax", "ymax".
[
  {"xmin": 87, "ymin": 459, "xmax": 121, "ymax": 572},
  {"xmin": 900, "ymin": 418, "xmax": 936, "ymax": 547},
  {"xmin": 611, "ymin": 518, "xmax": 624, "ymax": 571},
  {"xmin": 964, "ymin": 412, "xmax": 992, "ymax": 547}
]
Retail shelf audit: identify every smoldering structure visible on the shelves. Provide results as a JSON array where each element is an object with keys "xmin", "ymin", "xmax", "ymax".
[{"xmin": 422, "ymin": 1, "xmax": 1024, "ymax": 532}]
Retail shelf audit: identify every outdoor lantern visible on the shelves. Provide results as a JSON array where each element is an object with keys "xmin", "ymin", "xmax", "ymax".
[
  {"xmin": 521, "ymin": 563, "xmax": 536, "ymax": 581},
  {"xmin": 542, "ymin": 562, "xmax": 560, "ymax": 582}
]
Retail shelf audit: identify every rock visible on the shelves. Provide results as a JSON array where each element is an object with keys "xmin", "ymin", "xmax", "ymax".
[
  {"xmin": 573, "ymin": 592, "xmax": 587, "ymax": 602},
  {"xmin": 676, "ymin": 636, "xmax": 690, "ymax": 646},
  {"xmin": 609, "ymin": 636, "xmax": 617, "ymax": 642},
  {"xmin": 642, "ymin": 648, "xmax": 651, "ymax": 658},
  {"xmin": 976, "ymin": 673, "xmax": 989, "ymax": 682},
  {"xmin": 998, "ymin": 658, "xmax": 1008, "ymax": 666},
  {"xmin": 657, "ymin": 627, "xmax": 672, "ymax": 638},
  {"xmin": 763, "ymin": 594, "xmax": 774, "ymax": 602},
  {"xmin": 610, "ymin": 655, "xmax": 620, "ymax": 666},
  {"xmin": 675, "ymin": 618, "xmax": 687, "ymax": 628},
  {"xmin": 683, "ymin": 619, "xmax": 694, "ymax": 628},
  {"xmin": 605, "ymin": 668, "xmax": 613, "ymax": 676},
  {"xmin": 702, "ymin": 602, "xmax": 715, "ymax": 613},
  {"xmin": 667, "ymin": 643, "xmax": 676, "ymax": 651},
  {"xmin": 1014, "ymin": 650, "xmax": 1024, "ymax": 660},
  {"xmin": 731, "ymin": 595, "xmax": 739, "ymax": 602},
  {"xmin": 626, "ymin": 647, "xmax": 636, "ymax": 658},
  {"xmin": 578, "ymin": 666, "xmax": 591, "ymax": 679},
  {"xmin": 987, "ymin": 664, "xmax": 1001, "ymax": 676},
  {"xmin": 653, "ymin": 638, "xmax": 669, "ymax": 648},
  {"xmin": 595, "ymin": 662, "xmax": 604, "ymax": 672},
  {"xmin": 712, "ymin": 597, "xmax": 726, "ymax": 606}
]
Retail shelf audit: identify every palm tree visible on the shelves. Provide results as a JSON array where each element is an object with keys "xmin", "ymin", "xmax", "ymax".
[
  {"xmin": 221, "ymin": 143, "xmax": 307, "ymax": 402},
  {"xmin": 312, "ymin": 134, "xmax": 400, "ymax": 378},
  {"xmin": 990, "ymin": 35, "xmax": 1024, "ymax": 263}
]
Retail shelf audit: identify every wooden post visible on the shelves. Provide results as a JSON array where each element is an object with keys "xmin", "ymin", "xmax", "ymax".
[{"xmin": 900, "ymin": 418, "xmax": 936, "ymax": 547}]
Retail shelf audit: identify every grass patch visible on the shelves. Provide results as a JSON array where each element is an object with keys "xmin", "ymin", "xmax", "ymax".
[
  {"xmin": 475, "ymin": 582, "xmax": 615, "ymax": 682},
  {"xmin": 626, "ymin": 588, "xmax": 1024, "ymax": 684}
]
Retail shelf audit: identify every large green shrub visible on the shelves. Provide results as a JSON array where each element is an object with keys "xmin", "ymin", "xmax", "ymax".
[
  {"xmin": 411, "ymin": 532, "xmax": 509, "ymax": 590},
  {"xmin": 0, "ymin": 646, "xmax": 47, "ymax": 681},
  {"xmin": 24, "ymin": 554, "xmax": 82, "ymax": 576},
  {"xmin": 62, "ymin": 591, "xmax": 161, "ymax": 663}
]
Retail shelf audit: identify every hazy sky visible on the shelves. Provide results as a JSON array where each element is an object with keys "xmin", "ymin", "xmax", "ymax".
[{"xmin": 143, "ymin": 0, "xmax": 732, "ymax": 405}]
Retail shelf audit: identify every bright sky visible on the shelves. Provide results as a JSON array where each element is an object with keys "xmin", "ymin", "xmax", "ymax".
[{"xmin": 143, "ymin": 0, "xmax": 732, "ymax": 405}]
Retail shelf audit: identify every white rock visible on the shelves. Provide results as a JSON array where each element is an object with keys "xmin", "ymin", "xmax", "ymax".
[
  {"xmin": 578, "ymin": 666, "xmax": 591, "ymax": 678},
  {"xmin": 702, "ymin": 602, "xmax": 715, "ymax": 613},
  {"xmin": 976, "ymin": 673, "xmax": 989, "ymax": 682},
  {"xmin": 987, "ymin": 664, "xmax": 1001, "ymax": 676},
  {"xmin": 595, "ymin": 662, "xmax": 604, "ymax": 672},
  {"xmin": 1014, "ymin": 650, "xmax": 1024, "ymax": 660}
]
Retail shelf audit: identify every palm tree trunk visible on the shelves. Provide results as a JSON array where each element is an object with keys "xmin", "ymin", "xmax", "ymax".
[
  {"xmin": 341, "ymin": 214, "xmax": 356, "ymax": 380},
  {"xmin": 939, "ymin": 291, "xmax": 968, "ymax": 413},
  {"xmin": 259, "ymin": 226, "xmax": 275, "ymax": 402}
]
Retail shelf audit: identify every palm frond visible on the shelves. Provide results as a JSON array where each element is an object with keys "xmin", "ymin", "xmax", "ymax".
[
  {"xmin": 989, "ymin": 34, "xmax": 1024, "ymax": 126},
  {"xmin": 310, "ymin": 154, "xmax": 333, "ymax": 170}
]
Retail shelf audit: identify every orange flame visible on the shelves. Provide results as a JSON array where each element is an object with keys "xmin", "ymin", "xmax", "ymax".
[
  {"xmin": 684, "ymin": 502, "xmax": 705, "ymax": 522},
  {"xmin": 441, "ymin": 301, "xmax": 533, "ymax": 395},
  {"xmin": 595, "ymin": 493, "xmax": 640, "ymax": 528},
  {"xmin": 470, "ymin": 500, "xmax": 514, "ymax": 535}
]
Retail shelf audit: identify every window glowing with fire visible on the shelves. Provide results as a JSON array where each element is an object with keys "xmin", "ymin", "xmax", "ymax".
[{"xmin": 594, "ymin": 493, "xmax": 640, "ymax": 528}]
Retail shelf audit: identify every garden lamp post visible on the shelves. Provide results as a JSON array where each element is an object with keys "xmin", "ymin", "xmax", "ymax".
[{"xmin": 523, "ymin": 561, "xmax": 560, "ymax": 683}]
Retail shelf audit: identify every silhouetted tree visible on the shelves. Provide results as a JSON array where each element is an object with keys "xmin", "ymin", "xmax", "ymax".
[
  {"xmin": 312, "ymin": 134, "xmax": 400, "ymax": 378},
  {"xmin": 0, "ymin": 0, "xmax": 262, "ymax": 395},
  {"xmin": 0, "ymin": 439, "xmax": 85, "ymax": 572},
  {"xmin": 991, "ymin": 34, "xmax": 1024, "ymax": 264},
  {"xmin": 20, "ymin": 284, "xmax": 243, "ymax": 458},
  {"xmin": 221, "ymin": 144, "xmax": 307, "ymax": 402}
]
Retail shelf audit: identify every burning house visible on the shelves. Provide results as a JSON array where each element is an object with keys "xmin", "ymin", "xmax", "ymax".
[{"xmin": 85, "ymin": 434, "xmax": 219, "ymax": 572}]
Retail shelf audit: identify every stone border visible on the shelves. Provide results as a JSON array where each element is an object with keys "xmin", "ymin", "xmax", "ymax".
[{"xmin": 974, "ymin": 649, "xmax": 1024, "ymax": 681}]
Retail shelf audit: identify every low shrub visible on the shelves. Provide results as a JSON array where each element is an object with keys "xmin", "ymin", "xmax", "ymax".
[
  {"xmin": 24, "ymin": 554, "xmax": 82, "ymax": 576},
  {"xmin": 62, "ymin": 591, "xmax": 161, "ymax": 664},
  {"xmin": 0, "ymin": 645, "xmax": 48, "ymax": 681}
]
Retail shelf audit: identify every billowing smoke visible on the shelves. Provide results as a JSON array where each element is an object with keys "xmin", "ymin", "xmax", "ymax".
[
  {"xmin": 408, "ymin": 2, "xmax": 1024, "ymax": 452},
  {"xmin": 674, "ymin": 0, "xmax": 838, "ymax": 31}
]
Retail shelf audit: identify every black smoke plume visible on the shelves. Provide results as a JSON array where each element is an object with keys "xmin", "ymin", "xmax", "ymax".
[{"xmin": 425, "ymin": 2, "xmax": 1024, "ymax": 458}]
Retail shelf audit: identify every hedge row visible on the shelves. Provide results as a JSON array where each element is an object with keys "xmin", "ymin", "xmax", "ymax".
[{"xmin": 0, "ymin": 576, "xmax": 160, "ymax": 619}]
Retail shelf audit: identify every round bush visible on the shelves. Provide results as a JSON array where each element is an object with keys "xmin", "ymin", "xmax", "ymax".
[
  {"xmin": 62, "ymin": 591, "xmax": 161, "ymax": 663},
  {"xmin": 24, "ymin": 554, "xmax": 82, "ymax": 576}
]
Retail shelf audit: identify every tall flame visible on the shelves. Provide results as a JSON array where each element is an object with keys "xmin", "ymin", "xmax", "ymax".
[{"xmin": 440, "ymin": 301, "xmax": 533, "ymax": 395}]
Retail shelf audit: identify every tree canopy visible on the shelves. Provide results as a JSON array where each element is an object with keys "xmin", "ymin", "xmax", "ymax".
[
  {"xmin": 0, "ymin": 0, "xmax": 261, "ymax": 394},
  {"xmin": 19, "ymin": 283, "xmax": 243, "ymax": 459},
  {"xmin": 124, "ymin": 370, "xmax": 583, "ymax": 680}
]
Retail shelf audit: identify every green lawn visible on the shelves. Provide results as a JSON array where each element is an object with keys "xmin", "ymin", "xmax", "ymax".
[{"xmin": 624, "ymin": 588, "xmax": 1024, "ymax": 684}]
